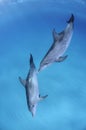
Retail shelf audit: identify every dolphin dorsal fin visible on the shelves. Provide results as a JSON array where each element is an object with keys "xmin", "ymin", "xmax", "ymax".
[
  {"xmin": 19, "ymin": 76, "xmax": 26, "ymax": 87},
  {"xmin": 52, "ymin": 28, "xmax": 59, "ymax": 42}
]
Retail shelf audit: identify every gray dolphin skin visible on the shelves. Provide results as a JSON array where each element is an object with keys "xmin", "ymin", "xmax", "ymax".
[
  {"xmin": 19, "ymin": 54, "xmax": 48, "ymax": 117},
  {"xmin": 38, "ymin": 14, "xmax": 74, "ymax": 72}
]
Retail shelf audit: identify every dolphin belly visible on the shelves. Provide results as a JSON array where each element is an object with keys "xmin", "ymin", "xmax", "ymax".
[
  {"xmin": 27, "ymin": 74, "xmax": 39, "ymax": 103},
  {"xmin": 41, "ymin": 43, "xmax": 67, "ymax": 64}
]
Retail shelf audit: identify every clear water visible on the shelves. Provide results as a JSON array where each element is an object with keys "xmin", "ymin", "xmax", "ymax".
[{"xmin": 0, "ymin": 1, "xmax": 86, "ymax": 130}]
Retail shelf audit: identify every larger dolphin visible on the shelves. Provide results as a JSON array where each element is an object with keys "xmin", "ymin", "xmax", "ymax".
[
  {"xmin": 19, "ymin": 54, "xmax": 48, "ymax": 117},
  {"xmin": 38, "ymin": 14, "xmax": 74, "ymax": 71}
]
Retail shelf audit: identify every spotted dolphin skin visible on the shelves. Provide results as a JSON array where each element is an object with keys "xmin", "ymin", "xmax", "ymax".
[
  {"xmin": 38, "ymin": 14, "xmax": 74, "ymax": 72},
  {"xmin": 19, "ymin": 54, "xmax": 48, "ymax": 117}
]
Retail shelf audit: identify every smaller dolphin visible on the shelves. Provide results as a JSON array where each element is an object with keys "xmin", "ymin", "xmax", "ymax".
[
  {"xmin": 19, "ymin": 54, "xmax": 48, "ymax": 117},
  {"xmin": 38, "ymin": 14, "xmax": 74, "ymax": 72}
]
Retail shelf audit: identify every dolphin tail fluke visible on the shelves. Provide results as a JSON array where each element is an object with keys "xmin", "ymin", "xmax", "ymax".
[
  {"xmin": 19, "ymin": 76, "xmax": 26, "ymax": 87},
  {"xmin": 56, "ymin": 55, "xmax": 68, "ymax": 62},
  {"xmin": 39, "ymin": 94, "xmax": 48, "ymax": 101},
  {"xmin": 30, "ymin": 53, "xmax": 35, "ymax": 68},
  {"xmin": 67, "ymin": 14, "xmax": 74, "ymax": 23}
]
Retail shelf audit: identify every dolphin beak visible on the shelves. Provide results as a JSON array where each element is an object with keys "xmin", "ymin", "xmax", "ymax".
[
  {"xmin": 31, "ymin": 108, "xmax": 36, "ymax": 117},
  {"xmin": 32, "ymin": 112, "xmax": 35, "ymax": 117}
]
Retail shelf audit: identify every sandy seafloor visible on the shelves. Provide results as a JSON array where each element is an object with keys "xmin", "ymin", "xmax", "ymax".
[{"xmin": 0, "ymin": 0, "xmax": 86, "ymax": 130}]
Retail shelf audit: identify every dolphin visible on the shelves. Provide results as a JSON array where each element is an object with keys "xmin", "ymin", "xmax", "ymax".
[
  {"xmin": 19, "ymin": 54, "xmax": 48, "ymax": 117},
  {"xmin": 38, "ymin": 14, "xmax": 74, "ymax": 71}
]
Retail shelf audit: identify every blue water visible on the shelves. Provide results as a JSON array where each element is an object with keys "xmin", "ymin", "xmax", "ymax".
[{"xmin": 0, "ymin": 1, "xmax": 86, "ymax": 130}]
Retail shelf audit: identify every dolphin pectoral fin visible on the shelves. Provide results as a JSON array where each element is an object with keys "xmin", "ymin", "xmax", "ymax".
[
  {"xmin": 39, "ymin": 94, "xmax": 48, "ymax": 101},
  {"xmin": 19, "ymin": 76, "xmax": 26, "ymax": 87},
  {"xmin": 56, "ymin": 55, "xmax": 68, "ymax": 62}
]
